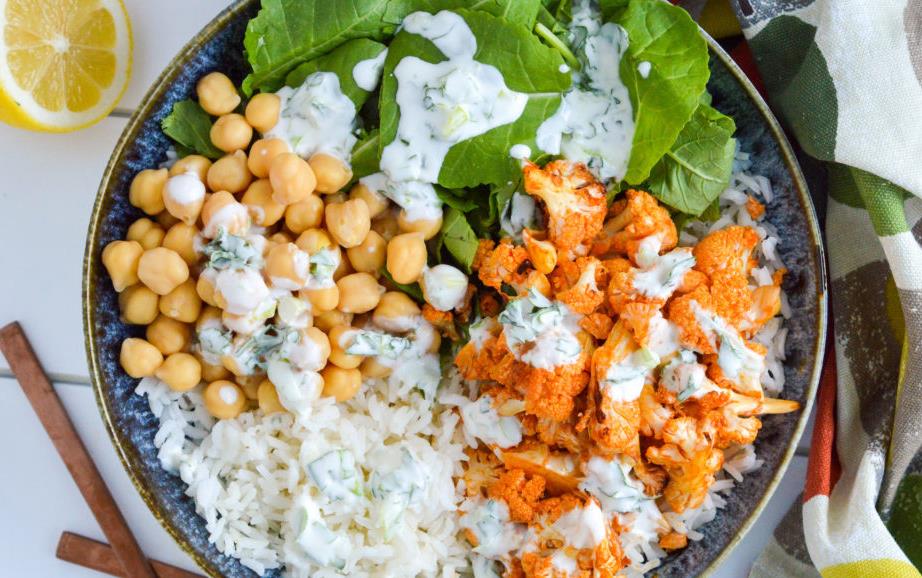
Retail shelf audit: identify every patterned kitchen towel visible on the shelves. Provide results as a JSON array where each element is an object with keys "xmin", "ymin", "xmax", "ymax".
[{"xmin": 701, "ymin": 0, "xmax": 922, "ymax": 576}]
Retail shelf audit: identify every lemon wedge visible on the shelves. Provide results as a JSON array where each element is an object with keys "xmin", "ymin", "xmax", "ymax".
[{"xmin": 0, "ymin": 0, "xmax": 132, "ymax": 132}]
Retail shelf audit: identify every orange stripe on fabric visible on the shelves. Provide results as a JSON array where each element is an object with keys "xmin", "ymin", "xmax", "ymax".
[
  {"xmin": 805, "ymin": 315, "xmax": 841, "ymax": 501},
  {"xmin": 820, "ymin": 558, "xmax": 922, "ymax": 578}
]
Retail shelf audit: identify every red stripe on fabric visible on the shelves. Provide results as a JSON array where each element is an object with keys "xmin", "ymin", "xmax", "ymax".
[
  {"xmin": 805, "ymin": 316, "xmax": 841, "ymax": 501},
  {"xmin": 729, "ymin": 42, "xmax": 767, "ymax": 97}
]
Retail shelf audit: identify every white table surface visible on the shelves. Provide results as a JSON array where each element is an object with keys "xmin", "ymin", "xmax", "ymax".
[{"xmin": 0, "ymin": 1, "xmax": 814, "ymax": 576}]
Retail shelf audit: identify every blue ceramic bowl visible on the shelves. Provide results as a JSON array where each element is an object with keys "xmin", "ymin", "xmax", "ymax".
[{"xmin": 83, "ymin": 3, "xmax": 827, "ymax": 576}]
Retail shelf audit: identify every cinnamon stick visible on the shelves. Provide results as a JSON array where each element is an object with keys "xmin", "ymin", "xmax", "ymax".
[
  {"xmin": 56, "ymin": 531, "xmax": 203, "ymax": 578},
  {"xmin": 0, "ymin": 322, "xmax": 157, "ymax": 578}
]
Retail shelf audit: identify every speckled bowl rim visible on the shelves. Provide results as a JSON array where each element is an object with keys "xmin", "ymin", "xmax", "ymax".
[{"xmin": 83, "ymin": 3, "xmax": 828, "ymax": 576}]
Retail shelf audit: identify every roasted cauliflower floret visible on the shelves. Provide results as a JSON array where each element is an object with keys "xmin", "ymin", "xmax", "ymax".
[
  {"xmin": 554, "ymin": 256, "xmax": 608, "ymax": 315},
  {"xmin": 462, "ymin": 448, "xmax": 503, "ymax": 498},
  {"xmin": 474, "ymin": 238, "xmax": 531, "ymax": 293},
  {"xmin": 693, "ymin": 225, "xmax": 759, "ymax": 280},
  {"xmin": 523, "ymin": 160, "xmax": 607, "ymax": 256},
  {"xmin": 591, "ymin": 189, "xmax": 677, "ymax": 265},
  {"xmin": 588, "ymin": 322, "xmax": 643, "ymax": 457},
  {"xmin": 646, "ymin": 444, "xmax": 724, "ymax": 513},
  {"xmin": 489, "ymin": 468, "xmax": 547, "ymax": 524}
]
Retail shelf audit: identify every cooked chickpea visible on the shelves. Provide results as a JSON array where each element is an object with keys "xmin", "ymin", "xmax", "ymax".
[
  {"xmin": 269, "ymin": 153, "xmax": 316, "ymax": 204},
  {"xmin": 237, "ymin": 374, "xmax": 263, "ymax": 399},
  {"xmin": 245, "ymin": 93, "xmax": 281, "ymax": 133},
  {"xmin": 157, "ymin": 211, "xmax": 180, "ymax": 229},
  {"xmin": 102, "ymin": 240, "xmax": 144, "ymax": 292},
  {"xmin": 336, "ymin": 273, "xmax": 384, "ymax": 314},
  {"xmin": 321, "ymin": 365, "xmax": 362, "ymax": 402},
  {"xmin": 203, "ymin": 380, "xmax": 247, "ymax": 419},
  {"xmin": 162, "ymin": 172, "xmax": 206, "ymax": 225},
  {"xmin": 169, "ymin": 155, "xmax": 212, "ymax": 182},
  {"xmin": 154, "ymin": 353, "xmax": 202, "ymax": 392},
  {"xmin": 349, "ymin": 181, "xmax": 389, "ymax": 219},
  {"xmin": 126, "ymin": 218, "xmax": 165, "ymax": 250},
  {"xmin": 196, "ymin": 72, "xmax": 240, "ymax": 116},
  {"xmin": 265, "ymin": 243, "xmax": 310, "ymax": 289},
  {"xmin": 360, "ymin": 356, "xmax": 392, "ymax": 379},
  {"xmin": 129, "ymin": 168, "xmax": 167, "ymax": 215},
  {"xmin": 120, "ymin": 338, "xmax": 164, "ymax": 378},
  {"xmin": 284, "ymin": 195, "xmax": 324, "ymax": 234},
  {"xmin": 325, "ymin": 199, "xmax": 370, "ymax": 248},
  {"xmin": 397, "ymin": 211, "xmax": 442, "ymax": 240},
  {"xmin": 386, "ymin": 233, "xmax": 427, "ymax": 284},
  {"xmin": 195, "ymin": 305, "xmax": 222, "ymax": 330},
  {"xmin": 298, "ymin": 326, "xmax": 331, "ymax": 369},
  {"xmin": 119, "ymin": 285, "xmax": 160, "ymax": 325},
  {"xmin": 146, "ymin": 315, "xmax": 191, "ymax": 355},
  {"xmin": 327, "ymin": 325, "xmax": 363, "ymax": 369},
  {"xmin": 265, "ymin": 231, "xmax": 293, "ymax": 253},
  {"xmin": 196, "ymin": 273, "xmax": 218, "ymax": 307},
  {"xmin": 137, "ymin": 247, "xmax": 190, "ymax": 295},
  {"xmin": 210, "ymin": 113, "xmax": 253, "ymax": 153},
  {"xmin": 294, "ymin": 228, "xmax": 333, "ymax": 254},
  {"xmin": 159, "ymin": 279, "xmax": 202, "ymax": 323},
  {"xmin": 200, "ymin": 359, "xmax": 231, "ymax": 382},
  {"xmin": 201, "ymin": 191, "xmax": 250, "ymax": 237},
  {"xmin": 333, "ymin": 249, "xmax": 354, "ymax": 281},
  {"xmin": 241, "ymin": 179, "xmax": 286, "ymax": 226},
  {"xmin": 298, "ymin": 285, "xmax": 337, "ymax": 312},
  {"xmin": 308, "ymin": 153, "xmax": 352, "ymax": 194},
  {"xmin": 313, "ymin": 309, "xmax": 353, "ymax": 332},
  {"xmin": 346, "ymin": 230, "xmax": 386, "ymax": 274},
  {"xmin": 371, "ymin": 209, "xmax": 401, "ymax": 241},
  {"xmin": 373, "ymin": 291, "xmax": 422, "ymax": 332},
  {"xmin": 325, "ymin": 191, "xmax": 348, "ymax": 205},
  {"xmin": 207, "ymin": 150, "xmax": 252, "ymax": 194},
  {"xmin": 247, "ymin": 138, "xmax": 289, "ymax": 178},
  {"xmin": 162, "ymin": 222, "xmax": 199, "ymax": 265},
  {"xmin": 257, "ymin": 379, "xmax": 286, "ymax": 414}
]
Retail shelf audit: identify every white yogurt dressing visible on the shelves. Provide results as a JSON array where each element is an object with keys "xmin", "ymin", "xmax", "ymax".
[
  {"xmin": 214, "ymin": 267, "xmax": 271, "ymax": 315},
  {"xmin": 459, "ymin": 498, "xmax": 527, "ymax": 559},
  {"xmin": 290, "ymin": 491, "xmax": 350, "ymax": 569},
  {"xmin": 222, "ymin": 297, "xmax": 277, "ymax": 335},
  {"xmin": 579, "ymin": 456, "xmax": 648, "ymax": 513},
  {"xmin": 276, "ymin": 294, "xmax": 313, "ymax": 329},
  {"xmin": 509, "ymin": 144, "xmax": 531, "ymax": 160},
  {"xmin": 380, "ymin": 11, "xmax": 528, "ymax": 184},
  {"xmin": 202, "ymin": 202, "xmax": 250, "ymax": 239},
  {"xmin": 267, "ymin": 72, "xmax": 358, "ymax": 163},
  {"xmin": 544, "ymin": 501, "xmax": 607, "ymax": 571},
  {"xmin": 459, "ymin": 395, "xmax": 523, "ymax": 448},
  {"xmin": 600, "ymin": 346, "xmax": 658, "ymax": 402},
  {"xmin": 163, "ymin": 172, "xmax": 205, "ymax": 206},
  {"xmin": 661, "ymin": 349, "xmax": 707, "ymax": 401},
  {"xmin": 304, "ymin": 248, "xmax": 340, "ymax": 289},
  {"xmin": 499, "ymin": 289, "xmax": 582, "ymax": 369},
  {"xmin": 421, "ymin": 264, "xmax": 468, "ymax": 311},
  {"xmin": 267, "ymin": 359, "xmax": 323, "ymax": 417},
  {"xmin": 360, "ymin": 172, "xmax": 443, "ymax": 222},
  {"xmin": 352, "ymin": 48, "xmax": 388, "ymax": 91},
  {"xmin": 536, "ymin": 0, "xmax": 635, "ymax": 181},
  {"xmin": 499, "ymin": 192, "xmax": 537, "ymax": 239},
  {"xmin": 468, "ymin": 316, "xmax": 499, "ymax": 350},
  {"xmin": 692, "ymin": 302, "xmax": 765, "ymax": 383},
  {"xmin": 637, "ymin": 60, "xmax": 651, "ymax": 79},
  {"xmin": 632, "ymin": 247, "xmax": 696, "ymax": 300}
]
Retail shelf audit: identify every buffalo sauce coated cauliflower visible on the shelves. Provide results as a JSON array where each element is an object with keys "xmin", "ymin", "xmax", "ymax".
[
  {"xmin": 592, "ymin": 189, "xmax": 677, "ymax": 264},
  {"xmin": 553, "ymin": 256, "xmax": 609, "ymax": 315},
  {"xmin": 523, "ymin": 160, "xmax": 607, "ymax": 256},
  {"xmin": 693, "ymin": 225, "xmax": 759, "ymax": 280}
]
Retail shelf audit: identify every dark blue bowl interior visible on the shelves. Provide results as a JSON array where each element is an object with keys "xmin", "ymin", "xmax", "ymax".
[{"xmin": 86, "ymin": 3, "xmax": 824, "ymax": 576}]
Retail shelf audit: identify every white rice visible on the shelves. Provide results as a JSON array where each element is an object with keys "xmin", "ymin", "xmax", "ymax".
[
  {"xmin": 137, "ymin": 375, "xmax": 469, "ymax": 577},
  {"xmin": 135, "ymin": 153, "xmax": 788, "ymax": 577}
]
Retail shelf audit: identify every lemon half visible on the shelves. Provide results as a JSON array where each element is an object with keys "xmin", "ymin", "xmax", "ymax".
[{"xmin": 0, "ymin": 0, "xmax": 132, "ymax": 132}]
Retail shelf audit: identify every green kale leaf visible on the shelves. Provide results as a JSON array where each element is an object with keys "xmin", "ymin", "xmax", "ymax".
[
  {"xmin": 285, "ymin": 39, "xmax": 388, "ymax": 110},
  {"xmin": 618, "ymin": 0, "xmax": 710, "ymax": 184},
  {"xmin": 242, "ymin": 0, "xmax": 397, "ymax": 94},
  {"xmin": 439, "ymin": 207, "xmax": 480, "ymax": 273},
  {"xmin": 351, "ymin": 129, "xmax": 382, "ymax": 181},
  {"xmin": 383, "ymin": 0, "xmax": 542, "ymax": 29},
  {"xmin": 646, "ymin": 103, "xmax": 736, "ymax": 216},
  {"xmin": 161, "ymin": 100, "xmax": 223, "ymax": 159},
  {"xmin": 378, "ymin": 9, "xmax": 570, "ymax": 189}
]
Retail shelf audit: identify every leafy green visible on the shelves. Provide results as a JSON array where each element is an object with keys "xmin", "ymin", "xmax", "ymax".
[
  {"xmin": 468, "ymin": 179, "xmax": 519, "ymax": 236},
  {"xmin": 380, "ymin": 268, "xmax": 425, "ymax": 301},
  {"xmin": 242, "ymin": 0, "xmax": 398, "ymax": 94},
  {"xmin": 351, "ymin": 130, "xmax": 381, "ymax": 181},
  {"xmin": 599, "ymin": 0, "xmax": 629, "ymax": 21},
  {"xmin": 618, "ymin": 0, "xmax": 710, "ymax": 184},
  {"xmin": 285, "ymin": 39, "xmax": 388, "ymax": 109},
  {"xmin": 647, "ymin": 103, "xmax": 736, "ymax": 216},
  {"xmin": 439, "ymin": 207, "xmax": 480, "ymax": 273},
  {"xmin": 378, "ymin": 9, "xmax": 570, "ymax": 189},
  {"xmin": 383, "ymin": 0, "xmax": 542, "ymax": 29},
  {"xmin": 161, "ymin": 100, "xmax": 223, "ymax": 159},
  {"xmin": 435, "ymin": 187, "xmax": 480, "ymax": 212}
]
